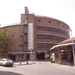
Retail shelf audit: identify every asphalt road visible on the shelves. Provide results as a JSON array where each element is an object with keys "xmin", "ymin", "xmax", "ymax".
[{"xmin": 0, "ymin": 61, "xmax": 75, "ymax": 75}]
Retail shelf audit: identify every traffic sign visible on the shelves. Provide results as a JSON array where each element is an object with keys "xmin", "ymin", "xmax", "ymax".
[{"xmin": 72, "ymin": 44, "xmax": 75, "ymax": 50}]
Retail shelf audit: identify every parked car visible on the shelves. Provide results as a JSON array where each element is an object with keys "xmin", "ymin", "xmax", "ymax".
[{"xmin": 0, "ymin": 58, "xmax": 14, "ymax": 67}]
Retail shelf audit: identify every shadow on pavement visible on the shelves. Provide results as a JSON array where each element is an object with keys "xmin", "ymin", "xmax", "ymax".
[
  {"xmin": 0, "ymin": 71, "xmax": 22, "ymax": 75},
  {"xmin": 59, "ymin": 62, "xmax": 74, "ymax": 66}
]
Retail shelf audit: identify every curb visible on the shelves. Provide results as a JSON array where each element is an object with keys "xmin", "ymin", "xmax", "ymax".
[{"xmin": 14, "ymin": 61, "xmax": 36, "ymax": 65}]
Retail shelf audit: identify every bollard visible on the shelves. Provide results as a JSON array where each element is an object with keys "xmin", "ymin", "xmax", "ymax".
[
  {"xmin": 20, "ymin": 63, "xmax": 21, "ymax": 65},
  {"xmin": 26, "ymin": 61, "xmax": 28, "ymax": 64}
]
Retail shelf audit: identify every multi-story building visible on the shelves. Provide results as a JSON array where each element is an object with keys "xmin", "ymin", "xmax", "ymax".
[{"xmin": 2, "ymin": 7, "xmax": 70, "ymax": 61}]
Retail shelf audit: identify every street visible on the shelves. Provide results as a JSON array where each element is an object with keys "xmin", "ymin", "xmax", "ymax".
[{"xmin": 0, "ymin": 61, "xmax": 75, "ymax": 75}]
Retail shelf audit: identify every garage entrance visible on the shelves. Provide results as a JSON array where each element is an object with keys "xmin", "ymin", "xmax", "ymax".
[
  {"xmin": 36, "ymin": 52, "xmax": 45, "ymax": 60},
  {"xmin": 26, "ymin": 54, "xmax": 30, "ymax": 61}
]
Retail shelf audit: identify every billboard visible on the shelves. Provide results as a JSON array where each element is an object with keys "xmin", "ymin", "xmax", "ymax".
[{"xmin": 28, "ymin": 23, "xmax": 33, "ymax": 50}]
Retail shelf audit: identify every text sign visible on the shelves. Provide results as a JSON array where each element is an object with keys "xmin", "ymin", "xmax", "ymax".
[{"xmin": 28, "ymin": 23, "xmax": 33, "ymax": 50}]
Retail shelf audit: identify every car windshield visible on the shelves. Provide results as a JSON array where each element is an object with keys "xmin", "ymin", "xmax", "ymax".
[{"xmin": 2, "ymin": 58, "xmax": 11, "ymax": 61}]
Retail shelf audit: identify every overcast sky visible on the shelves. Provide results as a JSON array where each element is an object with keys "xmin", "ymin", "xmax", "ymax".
[{"xmin": 0, "ymin": 0, "xmax": 75, "ymax": 37}]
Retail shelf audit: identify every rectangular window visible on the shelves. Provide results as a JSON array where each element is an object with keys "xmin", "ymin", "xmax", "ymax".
[
  {"xmin": 12, "ymin": 35, "xmax": 14, "ymax": 37},
  {"xmin": 20, "ymin": 36, "xmax": 23, "ymax": 37},
  {"xmin": 20, "ymin": 44, "xmax": 23, "ymax": 46},
  {"xmin": 25, "ymin": 19, "xmax": 27, "ymax": 24},
  {"xmin": 20, "ymin": 27, "xmax": 24, "ymax": 30},
  {"xmin": 57, "ymin": 23, "xmax": 59, "ymax": 25},
  {"xmin": 12, "ymin": 43, "xmax": 13, "ymax": 45},
  {"xmin": 38, "ymin": 20, "xmax": 41, "ymax": 22},
  {"xmin": 49, "ymin": 21, "xmax": 51, "ymax": 23}
]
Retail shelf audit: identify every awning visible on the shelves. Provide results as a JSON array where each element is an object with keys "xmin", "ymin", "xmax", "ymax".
[
  {"xmin": 50, "ymin": 43, "xmax": 75, "ymax": 51},
  {"xmin": 8, "ymin": 52, "xmax": 36, "ymax": 55}
]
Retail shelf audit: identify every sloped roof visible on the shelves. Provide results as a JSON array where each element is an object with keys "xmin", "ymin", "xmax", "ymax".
[
  {"xmin": 50, "ymin": 43, "xmax": 75, "ymax": 50},
  {"xmin": 50, "ymin": 37, "xmax": 75, "ymax": 50},
  {"xmin": 60, "ymin": 37, "xmax": 75, "ymax": 44}
]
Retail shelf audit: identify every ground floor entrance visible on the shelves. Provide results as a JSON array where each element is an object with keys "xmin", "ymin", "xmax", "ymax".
[
  {"xmin": 8, "ymin": 51, "xmax": 49, "ymax": 61},
  {"xmin": 36, "ymin": 52, "xmax": 45, "ymax": 60},
  {"xmin": 8, "ymin": 52, "xmax": 36, "ymax": 62},
  {"xmin": 50, "ymin": 50, "xmax": 74, "ymax": 65}
]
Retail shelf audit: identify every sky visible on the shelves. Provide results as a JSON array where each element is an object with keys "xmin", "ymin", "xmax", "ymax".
[{"xmin": 0, "ymin": 0, "xmax": 75, "ymax": 37}]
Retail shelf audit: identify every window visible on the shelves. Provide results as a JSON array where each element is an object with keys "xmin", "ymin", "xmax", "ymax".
[
  {"xmin": 25, "ymin": 19, "xmax": 27, "ymax": 24},
  {"xmin": 20, "ymin": 44, "xmax": 23, "ymax": 46},
  {"xmin": 57, "ymin": 23, "xmax": 59, "ymax": 25},
  {"xmin": 20, "ymin": 36, "xmax": 23, "ymax": 37},
  {"xmin": 37, "ymin": 43, "xmax": 56, "ymax": 48},
  {"xmin": 25, "ymin": 27, "xmax": 27, "ymax": 32},
  {"xmin": 38, "ymin": 20, "xmax": 41, "ymax": 22},
  {"xmin": 37, "ymin": 26, "xmax": 67, "ymax": 35},
  {"xmin": 20, "ymin": 27, "xmax": 23, "ymax": 30},
  {"xmin": 24, "ymin": 37, "xmax": 27, "ymax": 42},
  {"xmin": 37, "ymin": 34, "xmax": 44, "ymax": 39},
  {"xmin": 24, "ymin": 42, "xmax": 27, "ymax": 44},
  {"xmin": 49, "ymin": 21, "xmax": 51, "ymax": 23},
  {"xmin": 11, "ymin": 43, "xmax": 13, "ymax": 45},
  {"xmin": 37, "ymin": 26, "xmax": 43, "ymax": 30},
  {"xmin": 12, "ymin": 35, "xmax": 14, "ymax": 37},
  {"xmin": 63, "ymin": 25, "xmax": 65, "ymax": 27},
  {"xmin": 37, "ymin": 43, "xmax": 43, "ymax": 48},
  {"xmin": 24, "ymin": 33, "xmax": 27, "ymax": 35}
]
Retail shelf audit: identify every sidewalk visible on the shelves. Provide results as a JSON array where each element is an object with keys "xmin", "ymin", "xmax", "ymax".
[
  {"xmin": 51, "ymin": 62, "xmax": 75, "ymax": 73},
  {"xmin": 14, "ymin": 61, "xmax": 75, "ymax": 73}
]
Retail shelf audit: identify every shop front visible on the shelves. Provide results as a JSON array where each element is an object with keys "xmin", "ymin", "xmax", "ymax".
[
  {"xmin": 8, "ymin": 52, "xmax": 36, "ymax": 62},
  {"xmin": 50, "ymin": 43, "xmax": 75, "ymax": 65}
]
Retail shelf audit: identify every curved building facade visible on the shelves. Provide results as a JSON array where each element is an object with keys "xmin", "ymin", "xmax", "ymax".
[{"xmin": 2, "ymin": 7, "xmax": 70, "ymax": 61}]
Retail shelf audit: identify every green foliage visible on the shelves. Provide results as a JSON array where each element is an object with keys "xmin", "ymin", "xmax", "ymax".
[{"xmin": 0, "ymin": 29, "xmax": 8, "ymax": 52}]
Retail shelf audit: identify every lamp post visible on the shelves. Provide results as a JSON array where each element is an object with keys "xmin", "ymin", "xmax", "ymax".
[{"xmin": 67, "ymin": 29, "xmax": 75, "ymax": 68}]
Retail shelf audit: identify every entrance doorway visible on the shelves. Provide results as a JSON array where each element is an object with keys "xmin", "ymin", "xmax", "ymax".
[{"xmin": 36, "ymin": 52, "xmax": 45, "ymax": 60}]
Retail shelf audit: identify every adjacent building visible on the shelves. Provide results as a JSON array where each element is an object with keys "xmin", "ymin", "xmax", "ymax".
[
  {"xmin": 50, "ymin": 37, "xmax": 75, "ymax": 65},
  {"xmin": 2, "ymin": 7, "xmax": 70, "ymax": 61}
]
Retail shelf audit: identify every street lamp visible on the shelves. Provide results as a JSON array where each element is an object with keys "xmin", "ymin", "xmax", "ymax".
[{"xmin": 67, "ymin": 29, "xmax": 75, "ymax": 68}]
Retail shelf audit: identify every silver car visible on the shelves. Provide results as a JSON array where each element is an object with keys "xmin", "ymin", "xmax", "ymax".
[{"xmin": 0, "ymin": 58, "xmax": 14, "ymax": 66}]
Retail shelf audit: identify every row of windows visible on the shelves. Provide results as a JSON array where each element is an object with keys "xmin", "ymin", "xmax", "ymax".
[
  {"xmin": 38, "ymin": 20, "xmax": 59, "ymax": 24},
  {"xmin": 38, "ymin": 20, "xmax": 65, "ymax": 27},
  {"xmin": 37, "ymin": 43, "xmax": 56, "ymax": 48},
  {"xmin": 11, "ymin": 42, "xmax": 56, "ymax": 48},
  {"xmin": 11, "ymin": 43, "xmax": 24, "ymax": 47},
  {"xmin": 37, "ymin": 26, "xmax": 68, "ymax": 36},
  {"xmin": 11, "ymin": 34, "xmax": 27, "ymax": 37},
  {"xmin": 12, "ymin": 35, "xmax": 24, "ymax": 37},
  {"xmin": 37, "ymin": 34, "xmax": 66, "ymax": 41}
]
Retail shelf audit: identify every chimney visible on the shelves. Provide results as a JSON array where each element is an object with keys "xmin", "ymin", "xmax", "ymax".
[{"xmin": 25, "ymin": 7, "xmax": 29, "ymax": 14}]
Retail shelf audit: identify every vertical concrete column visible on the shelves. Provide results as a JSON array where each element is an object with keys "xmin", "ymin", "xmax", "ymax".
[
  {"xmin": 30, "ymin": 53, "xmax": 35, "ymax": 61},
  {"xmin": 74, "ymin": 50, "xmax": 75, "ymax": 67},
  {"xmin": 58, "ymin": 50, "xmax": 61, "ymax": 63},
  {"xmin": 16, "ymin": 55, "xmax": 19, "ymax": 61},
  {"xmin": 23, "ymin": 54, "xmax": 26, "ymax": 61}
]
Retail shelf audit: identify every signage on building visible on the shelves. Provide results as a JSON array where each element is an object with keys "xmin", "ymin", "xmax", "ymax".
[
  {"xmin": 28, "ymin": 23, "xmax": 33, "ymax": 50},
  {"xmin": 72, "ymin": 44, "xmax": 75, "ymax": 50}
]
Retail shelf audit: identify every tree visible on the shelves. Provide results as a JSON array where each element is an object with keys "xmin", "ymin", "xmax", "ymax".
[{"xmin": 0, "ymin": 29, "xmax": 8, "ymax": 56}]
